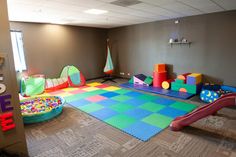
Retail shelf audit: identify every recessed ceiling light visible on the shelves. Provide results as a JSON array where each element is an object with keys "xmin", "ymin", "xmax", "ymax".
[{"xmin": 84, "ymin": 9, "xmax": 108, "ymax": 15}]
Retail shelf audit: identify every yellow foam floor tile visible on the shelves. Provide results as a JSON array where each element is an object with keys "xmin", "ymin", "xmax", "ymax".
[
  {"xmin": 103, "ymin": 86, "xmax": 120, "ymax": 91},
  {"xmin": 62, "ymin": 88, "xmax": 79, "ymax": 92},
  {"xmin": 86, "ymin": 82, "xmax": 102, "ymax": 87},
  {"xmin": 83, "ymin": 87, "xmax": 99, "ymax": 92}
]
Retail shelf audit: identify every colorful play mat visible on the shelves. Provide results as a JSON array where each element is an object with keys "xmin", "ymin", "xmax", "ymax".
[
  {"xmin": 20, "ymin": 83, "xmax": 197, "ymax": 141},
  {"xmin": 20, "ymin": 96, "xmax": 65, "ymax": 124}
]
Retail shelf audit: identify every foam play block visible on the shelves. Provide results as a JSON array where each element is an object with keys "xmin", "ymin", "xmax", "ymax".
[
  {"xmin": 144, "ymin": 76, "xmax": 153, "ymax": 85},
  {"xmin": 177, "ymin": 73, "xmax": 191, "ymax": 83},
  {"xmin": 187, "ymin": 73, "xmax": 202, "ymax": 85},
  {"xmin": 154, "ymin": 64, "xmax": 166, "ymax": 72},
  {"xmin": 120, "ymin": 82, "xmax": 194, "ymax": 99},
  {"xmin": 171, "ymin": 82, "xmax": 202, "ymax": 94},
  {"xmin": 175, "ymin": 79, "xmax": 185, "ymax": 84},
  {"xmin": 133, "ymin": 74, "xmax": 146, "ymax": 85},
  {"xmin": 129, "ymin": 77, "xmax": 134, "ymax": 84},
  {"xmin": 153, "ymin": 71, "xmax": 167, "ymax": 88},
  {"xmin": 162, "ymin": 79, "xmax": 173, "ymax": 90}
]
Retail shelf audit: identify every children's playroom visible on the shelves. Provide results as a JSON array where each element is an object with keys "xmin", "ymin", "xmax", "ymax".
[{"xmin": 1, "ymin": 0, "xmax": 236, "ymax": 156}]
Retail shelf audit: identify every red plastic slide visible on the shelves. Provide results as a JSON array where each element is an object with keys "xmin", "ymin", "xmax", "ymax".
[{"xmin": 170, "ymin": 93, "xmax": 236, "ymax": 131}]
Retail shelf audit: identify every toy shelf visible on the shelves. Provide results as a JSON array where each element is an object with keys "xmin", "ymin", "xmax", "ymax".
[{"xmin": 169, "ymin": 41, "xmax": 192, "ymax": 47}]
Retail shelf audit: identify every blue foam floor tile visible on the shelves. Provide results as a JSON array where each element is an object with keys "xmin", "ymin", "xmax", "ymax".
[
  {"xmin": 69, "ymin": 99, "xmax": 91, "ymax": 108},
  {"xmin": 90, "ymin": 108, "xmax": 118, "ymax": 120},
  {"xmin": 124, "ymin": 98, "xmax": 148, "ymax": 106},
  {"xmin": 125, "ymin": 91, "xmax": 143, "ymax": 97},
  {"xmin": 158, "ymin": 107, "xmax": 187, "ymax": 118},
  {"xmin": 125, "ymin": 108, "xmax": 152, "ymax": 119},
  {"xmin": 152, "ymin": 97, "xmax": 176, "ymax": 106},
  {"xmin": 100, "ymin": 92, "xmax": 119, "ymax": 98},
  {"xmin": 124, "ymin": 121, "xmax": 162, "ymax": 141},
  {"xmin": 97, "ymin": 99, "xmax": 119, "ymax": 107}
]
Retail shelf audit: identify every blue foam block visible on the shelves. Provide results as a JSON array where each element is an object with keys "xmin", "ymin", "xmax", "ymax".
[
  {"xmin": 120, "ymin": 83, "xmax": 194, "ymax": 99},
  {"xmin": 124, "ymin": 121, "xmax": 162, "ymax": 141}
]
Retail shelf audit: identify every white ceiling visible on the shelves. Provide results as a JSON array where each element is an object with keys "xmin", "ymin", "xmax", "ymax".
[{"xmin": 7, "ymin": 0, "xmax": 236, "ymax": 28}]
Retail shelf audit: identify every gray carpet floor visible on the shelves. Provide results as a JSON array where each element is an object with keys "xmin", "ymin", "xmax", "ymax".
[{"xmin": 24, "ymin": 78, "xmax": 236, "ymax": 157}]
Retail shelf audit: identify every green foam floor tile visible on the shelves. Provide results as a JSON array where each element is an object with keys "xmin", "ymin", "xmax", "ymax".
[
  {"xmin": 142, "ymin": 113, "xmax": 173, "ymax": 129},
  {"xmin": 78, "ymin": 103, "xmax": 104, "ymax": 113},
  {"xmin": 105, "ymin": 114, "xmax": 137, "ymax": 129},
  {"xmin": 170, "ymin": 102, "xmax": 197, "ymax": 112},
  {"xmin": 113, "ymin": 89, "xmax": 131, "ymax": 94},
  {"xmin": 137, "ymin": 94, "xmax": 158, "ymax": 101},
  {"xmin": 139, "ymin": 102, "xmax": 165, "ymax": 112},
  {"xmin": 87, "ymin": 89, "xmax": 107, "ymax": 95},
  {"xmin": 111, "ymin": 95, "xmax": 132, "ymax": 102},
  {"xmin": 109, "ymin": 103, "xmax": 134, "ymax": 113},
  {"xmin": 65, "ymin": 94, "xmax": 87, "ymax": 102}
]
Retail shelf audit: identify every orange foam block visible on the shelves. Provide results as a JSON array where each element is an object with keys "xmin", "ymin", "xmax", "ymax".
[
  {"xmin": 154, "ymin": 64, "xmax": 166, "ymax": 72},
  {"xmin": 153, "ymin": 71, "xmax": 167, "ymax": 87},
  {"xmin": 177, "ymin": 73, "xmax": 191, "ymax": 83}
]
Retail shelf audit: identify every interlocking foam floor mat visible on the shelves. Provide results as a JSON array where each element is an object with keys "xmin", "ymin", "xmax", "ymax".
[{"xmin": 20, "ymin": 82, "xmax": 197, "ymax": 141}]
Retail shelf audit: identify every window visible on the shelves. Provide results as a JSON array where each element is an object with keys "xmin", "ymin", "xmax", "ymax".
[{"xmin": 10, "ymin": 31, "xmax": 27, "ymax": 72}]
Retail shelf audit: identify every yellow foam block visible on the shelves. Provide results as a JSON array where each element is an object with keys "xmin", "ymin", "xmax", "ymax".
[
  {"xmin": 103, "ymin": 86, "xmax": 120, "ymax": 91},
  {"xmin": 188, "ymin": 73, "xmax": 202, "ymax": 84},
  {"xmin": 87, "ymin": 82, "xmax": 102, "ymax": 87},
  {"xmin": 83, "ymin": 87, "xmax": 99, "ymax": 92}
]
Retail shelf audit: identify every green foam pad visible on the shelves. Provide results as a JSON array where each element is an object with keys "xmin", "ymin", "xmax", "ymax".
[
  {"xmin": 110, "ymin": 103, "xmax": 134, "ymax": 113},
  {"xmin": 105, "ymin": 114, "xmax": 137, "ymax": 129},
  {"xmin": 78, "ymin": 103, "xmax": 104, "ymax": 113},
  {"xmin": 170, "ymin": 102, "xmax": 197, "ymax": 112},
  {"xmin": 139, "ymin": 102, "xmax": 165, "ymax": 112},
  {"xmin": 111, "ymin": 95, "xmax": 132, "ymax": 102},
  {"xmin": 114, "ymin": 89, "xmax": 131, "ymax": 94},
  {"xmin": 137, "ymin": 94, "xmax": 158, "ymax": 101},
  {"xmin": 142, "ymin": 113, "xmax": 173, "ymax": 129}
]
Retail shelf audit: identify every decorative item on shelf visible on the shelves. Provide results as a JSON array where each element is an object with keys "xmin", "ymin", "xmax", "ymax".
[
  {"xmin": 168, "ymin": 37, "xmax": 191, "ymax": 47},
  {"xmin": 181, "ymin": 38, "xmax": 188, "ymax": 43},
  {"xmin": 169, "ymin": 38, "xmax": 174, "ymax": 43},
  {"xmin": 174, "ymin": 38, "xmax": 179, "ymax": 42}
]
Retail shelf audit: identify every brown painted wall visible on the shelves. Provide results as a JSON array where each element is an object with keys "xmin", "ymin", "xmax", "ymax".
[
  {"xmin": 108, "ymin": 11, "xmax": 236, "ymax": 86},
  {"xmin": 0, "ymin": 0, "xmax": 28, "ymax": 156},
  {"xmin": 10, "ymin": 22, "xmax": 108, "ymax": 79}
]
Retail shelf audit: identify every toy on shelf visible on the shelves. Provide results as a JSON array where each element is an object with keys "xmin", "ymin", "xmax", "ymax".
[
  {"xmin": 200, "ymin": 83, "xmax": 235, "ymax": 103},
  {"xmin": 153, "ymin": 64, "xmax": 167, "ymax": 88},
  {"xmin": 171, "ymin": 73, "xmax": 202, "ymax": 94},
  {"xmin": 161, "ymin": 79, "xmax": 173, "ymax": 90},
  {"xmin": 129, "ymin": 74, "xmax": 153, "ymax": 86},
  {"xmin": 170, "ymin": 93, "xmax": 236, "ymax": 131},
  {"xmin": 20, "ymin": 96, "xmax": 65, "ymax": 124}
]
